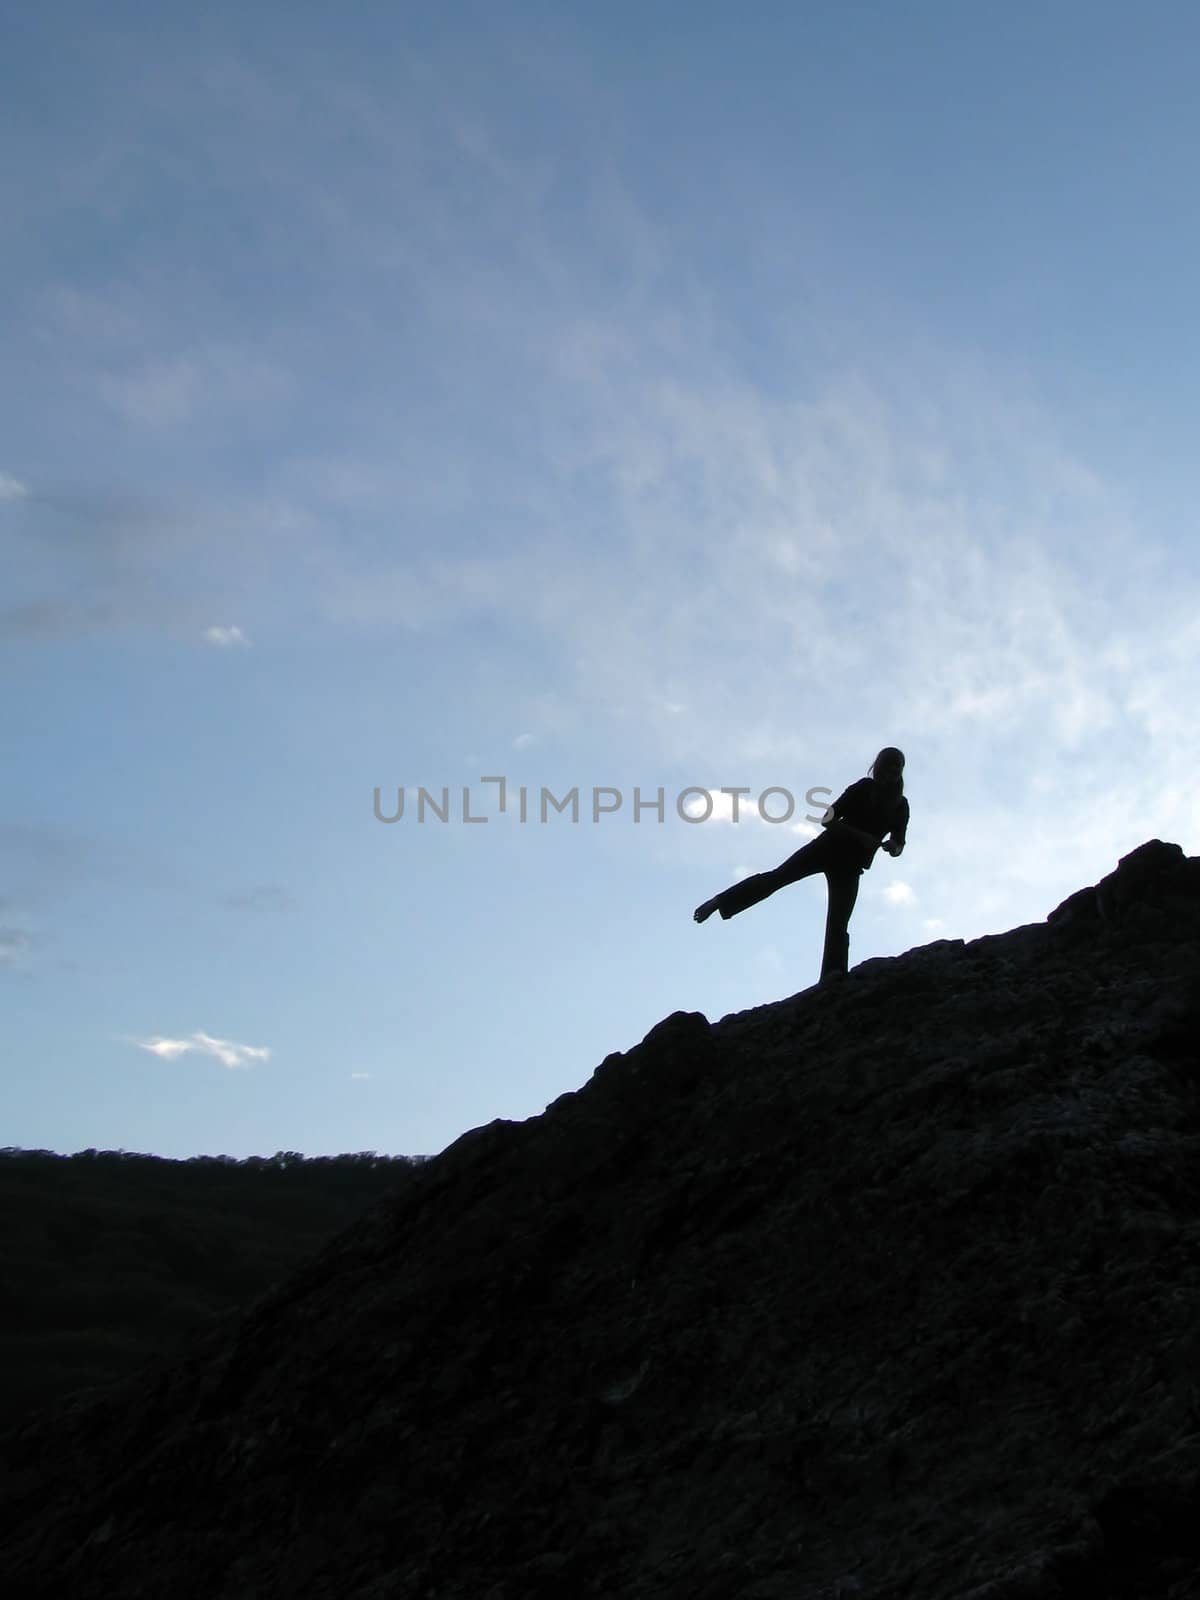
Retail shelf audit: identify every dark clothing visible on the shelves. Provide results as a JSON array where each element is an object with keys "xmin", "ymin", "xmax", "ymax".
[
  {"xmin": 714, "ymin": 828, "xmax": 863, "ymax": 981},
  {"xmin": 711, "ymin": 778, "xmax": 909, "ymax": 983},
  {"xmin": 828, "ymin": 778, "xmax": 909, "ymax": 870}
]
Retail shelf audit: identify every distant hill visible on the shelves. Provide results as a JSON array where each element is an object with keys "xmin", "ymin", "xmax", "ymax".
[
  {"xmin": 0, "ymin": 1146, "xmax": 426, "ymax": 1428},
  {"xmin": 2, "ymin": 839, "xmax": 1199, "ymax": 1598}
]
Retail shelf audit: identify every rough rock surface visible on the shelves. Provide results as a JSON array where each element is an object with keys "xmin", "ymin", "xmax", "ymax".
[{"xmin": 2, "ymin": 838, "xmax": 1199, "ymax": 1599}]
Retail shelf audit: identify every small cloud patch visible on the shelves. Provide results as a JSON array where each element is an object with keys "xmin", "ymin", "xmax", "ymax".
[
  {"xmin": 204, "ymin": 625, "xmax": 248, "ymax": 647},
  {"xmin": 0, "ymin": 927, "xmax": 32, "ymax": 970},
  {"xmin": 134, "ymin": 1030, "xmax": 270, "ymax": 1070}
]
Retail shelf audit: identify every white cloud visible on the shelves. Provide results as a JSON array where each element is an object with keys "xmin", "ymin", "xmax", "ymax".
[
  {"xmin": 512, "ymin": 732, "xmax": 536, "ymax": 749},
  {"xmin": 350, "ymin": 1071, "xmax": 371, "ymax": 1080},
  {"xmin": 133, "ymin": 1030, "xmax": 271, "ymax": 1070},
  {"xmin": 204, "ymin": 624, "xmax": 248, "ymax": 647},
  {"xmin": 883, "ymin": 881, "xmax": 916, "ymax": 906},
  {"xmin": 678, "ymin": 787, "xmax": 829, "ymax": 829},
  {"xmin": 0, "ymin": 472, "xmax": 30, "ymax": 499}
]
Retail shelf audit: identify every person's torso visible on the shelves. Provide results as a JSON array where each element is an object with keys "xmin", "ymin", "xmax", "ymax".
[{"xmin": 835, "ymin": 779, "xmax": 906, "ymax": 843}]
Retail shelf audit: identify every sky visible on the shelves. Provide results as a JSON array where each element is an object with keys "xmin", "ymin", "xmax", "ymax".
[{"xmin": 3, "ymin": 0, "xmax": 1198, "ymax": 1162}]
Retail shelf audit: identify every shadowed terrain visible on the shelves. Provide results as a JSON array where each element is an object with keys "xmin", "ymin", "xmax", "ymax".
[
  {"xmin": 0, "ymin": 1148, "xmax": 426, "ymax": 1429},
  {"xmin": 2, "ymin": 839, "xmax": 1199, "ymax": 1599}
]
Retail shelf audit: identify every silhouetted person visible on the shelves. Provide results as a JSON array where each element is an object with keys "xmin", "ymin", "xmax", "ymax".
[{"xmin": 694, "ymin": 747, "xmax": 909, "ymax": 985}]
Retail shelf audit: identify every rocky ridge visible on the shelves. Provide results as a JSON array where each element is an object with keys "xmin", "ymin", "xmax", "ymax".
[{"xmin": 1, "ymin": 839, "xmax": 1199, "ymax": 1599}]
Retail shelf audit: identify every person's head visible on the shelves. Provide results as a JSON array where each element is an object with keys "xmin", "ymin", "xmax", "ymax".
[{"xmin": 870, "ymin": 747, "xmax": 905, "ymax": 792}]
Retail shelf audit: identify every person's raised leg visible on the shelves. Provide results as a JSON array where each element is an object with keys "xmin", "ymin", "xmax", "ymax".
[
  {"xmin": 772, "ymin": 832, "xmax": 840, "ymax": 890},
  {"xmin": 696, "ymin": 834, "xmax": 834, "ymax": 923},
  {"xmin": 695, "ymin": 872, "xmax": 776, "ymax": 922}
]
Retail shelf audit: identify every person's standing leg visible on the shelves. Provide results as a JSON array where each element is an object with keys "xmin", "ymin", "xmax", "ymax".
[
  {"xmin": 696, "ymin": 833, "xmax": 835, "ymax": 922},
  {"xmin": 819, "ymin": 865, "xmax": 862, "ymax": 980}
]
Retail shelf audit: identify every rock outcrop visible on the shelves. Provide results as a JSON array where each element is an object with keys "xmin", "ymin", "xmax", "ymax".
[{"xmin": 2, "ymin": 839, "xmax": 1199, "ymax": 1599}]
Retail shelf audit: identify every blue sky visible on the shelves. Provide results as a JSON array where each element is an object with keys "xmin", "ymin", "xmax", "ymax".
[{"xmin": 3, "ymin": 1, "xmax": 1198, "ymax": 1161}]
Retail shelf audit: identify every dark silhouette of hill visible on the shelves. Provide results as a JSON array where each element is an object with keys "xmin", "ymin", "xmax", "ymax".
[
  {"xmin": 0, "ymin": 1147, "xmax": 426, "ymax": 1429},
  {"xmin": 2, "ymin": 839, "xmax": 1199, "ymax": 1599}
]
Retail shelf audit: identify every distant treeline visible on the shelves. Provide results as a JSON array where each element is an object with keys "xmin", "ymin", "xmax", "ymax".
[{"xmin": 0, "ymin": 1146, "xmax": 428, "ymax": 1431}]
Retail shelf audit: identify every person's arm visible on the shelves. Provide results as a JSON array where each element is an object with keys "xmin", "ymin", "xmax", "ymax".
[{"xmin": 880, "ymin": 799, "xmax": 909, "ymax": 857}]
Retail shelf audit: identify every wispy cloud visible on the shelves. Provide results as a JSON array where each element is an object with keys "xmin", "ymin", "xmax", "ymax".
[
  {"xmin": 0, "ymin": 819, "xmax": 180, "ymax": 909},
  {"xmin": 204, "ymin": 624, "xmax": 248, "ymax": 647},
  {"xmin": 132, "ymin": 1030, "xmax": 271, "ymax": 1070},
  {"xmin": 95, "ymin": 346, "xmax": 292, "ymax": 432},
  {"xmin": 5, "ymin": 24, "xmax": 1197, "ymax": 956},
  {"xmin": 0, "ymin": 472, "xmax": 30, "ymax": 499},
  {"xmin": 0, "ymin": 484, "xmax": 230, "ymax": 641},
  {"xmin": 0, "ymin": 927, "xmax": 32, "ymax": 971},
  {"xmin": 0, "ymin": 597, "xmax": 143, "ymax": 641},
  {"xmin": 0, "ymin": 822, "xmax": 96, "ymax": 901}
]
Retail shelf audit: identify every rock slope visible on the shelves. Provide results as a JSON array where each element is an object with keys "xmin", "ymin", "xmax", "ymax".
[{"xmin": 1, "ymin": 839, "xmax": 1199, "ymax": 1599}]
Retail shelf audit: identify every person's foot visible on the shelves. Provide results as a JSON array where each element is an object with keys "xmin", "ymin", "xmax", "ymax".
[{"xmin": 693, "ymin": 897, "xmax": 719, "ymax": 924}]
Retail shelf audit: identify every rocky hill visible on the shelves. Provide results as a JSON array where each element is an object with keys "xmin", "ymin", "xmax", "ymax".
[
  {"xmin": 0, "ymin": 1148, "xmax": 425, "ymax": 1431},
  {"xmin": 2, "ymin": 838, "xmax": 1199, "ymax": 1599}
]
